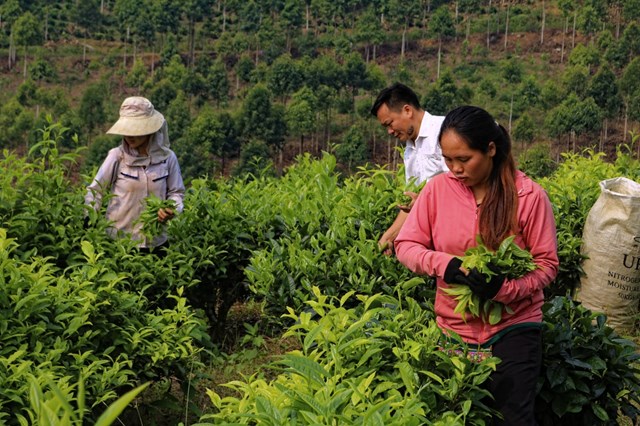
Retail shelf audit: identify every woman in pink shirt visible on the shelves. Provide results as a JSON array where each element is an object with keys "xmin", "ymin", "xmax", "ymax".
[{"xmin": 394, "ymin": 106, "xmax": 558, "ymax": 425}]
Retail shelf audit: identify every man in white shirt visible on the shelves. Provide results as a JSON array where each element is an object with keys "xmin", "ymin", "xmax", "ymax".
[{"xmin": 371, "ymin": 83, "xmax": 448, "ymax": 255}]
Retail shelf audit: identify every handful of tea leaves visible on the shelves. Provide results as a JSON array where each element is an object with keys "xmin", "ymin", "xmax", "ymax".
[
  {"xmin": 443, "ymin": 235, "xmax": 537, "ymax": 324},
  {"xmin": 138, "ymin": 195, "xmax": 176, "ymax": 239}
]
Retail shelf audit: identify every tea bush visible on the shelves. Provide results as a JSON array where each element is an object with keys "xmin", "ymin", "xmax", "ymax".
[{"xmin": 199, "ymin": 284, "xmax": 498, "ymax": 425}]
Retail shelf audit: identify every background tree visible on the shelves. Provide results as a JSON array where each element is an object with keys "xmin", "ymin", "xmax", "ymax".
[
  {"xmin": 126, "ymin": 59, "xmax": 147, "ymax": 93},
  {"xmin": 387, "ymin": 0, "xmax": 421, "ymax": 59},
  {"xmin": 164, "ymin": 90, "xmax": 192, "ymax": 142},
  {"xmin": 71, "ymin": 0, "xmax": 102, "ymax": 39},
  {"xmin": 232, "ymin": 139, "xmax": 274, "ymax": 178},
  {"xmin": 354, "ymin": 5, "xmax": 385, "ymax": 62},
  {"xmin": 335, "ymin": 123, "xmax": 368, "ymax": 172},
  {"xmin": 238, "ymin": 84, "xmax": 287, "ymax": 166},
  {"xmin": 267, "ymin": 54, "xmax": 303, "ymax": 103},
  {"xmin": 281, "ymin": 0, "xmax": 303, "ymax": 52},
  {"xmin": 285, "ymin": 86, "xmax": 317, "ymax": 155},
  {"xmin": 620, "ymin": 57, "xmax": 640, "ymax": 139},
  {"xmin": 12, "ymin": 12, "xmax": 41, "ymax": 79},
  {"xmin": 588, "ymin": 63, "xmax": 622, "ymax": 148},
  {"xmin": 0, "ymin": 98, "xmax": 34, "ymax": 149},
  {"xmin": 211, "ymin": 111, "xmax": 239, "ymax": 173},
  {"xmin": 78, "ymin": 82, "xmax": 108, "ymax": 143},
  {"xmin": 500, "ymin": 57, "xmax": 523, "ymax": 131},
  {"xmin": 423, "ymin": 71, "xmax": 468, "ymax": 115},
  {"xmin": 545, "ymin": 93, "xmax": 603, "ymax": 151},
  {"xmin": 342, "ymin": 52, "xmax": 369, "ymax": 112},
  {"xmin": 430, "ymin": 6, "xmax": 456, "ymax": 80},
  {"xmin": 513, "ymin": 113, "xmax": 535, "ymax": 145},
  {"xmin": 178, "ymin": 107, "xmax": 217, "ymax": 180},
  {"xmin": 206, "ymin": 60, "xmax": 231, "ymax": 107}
]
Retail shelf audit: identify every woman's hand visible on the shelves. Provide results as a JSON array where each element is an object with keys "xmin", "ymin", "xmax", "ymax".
[
  {"xmin": 157, "ymin": 207, "xmax": 175, "ymax": 223},
  {"xmin": 457, "ymin": 264, "xmax": 506, "ymax": 300}
]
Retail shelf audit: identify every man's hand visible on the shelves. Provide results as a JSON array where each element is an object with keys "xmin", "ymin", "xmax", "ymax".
[{"xmin": 398, "ymin": 191, "xmax": 418, "ymax": 213}]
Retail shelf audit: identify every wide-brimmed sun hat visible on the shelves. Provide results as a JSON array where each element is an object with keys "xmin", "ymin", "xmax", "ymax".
[{"xmin": 106, "ymin": 97, "xmax": 165, "ymax": 136}]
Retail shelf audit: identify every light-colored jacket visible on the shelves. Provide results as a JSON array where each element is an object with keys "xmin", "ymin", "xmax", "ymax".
[
  {"xmin": 394, "ymin": 170, "xmax": 558, "ymax": 345},
  {"xmin": 85, "ymin": 126, "xmax": 185, "ymax": 248}
]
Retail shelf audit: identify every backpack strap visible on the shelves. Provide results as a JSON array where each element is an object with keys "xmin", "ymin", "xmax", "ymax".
[{"xmin": 109, "ymin": 151, "xmax": 124, "ymax": 191}]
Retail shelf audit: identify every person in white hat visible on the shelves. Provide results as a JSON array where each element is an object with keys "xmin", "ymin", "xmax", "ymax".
[{"xmin": 85, "ymin": 96, "xmax": 185, "ymax": 250}]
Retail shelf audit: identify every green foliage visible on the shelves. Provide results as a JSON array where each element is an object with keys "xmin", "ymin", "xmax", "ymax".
[
  {"xmin": 137, "ymin": 195, "xmax": 176, "ymax": 239},
  {"xmin": 199, "ymin": 289, "xmax": 640, "ymax": 425},
  {"xmin": 199, "ymin": 286, "xmax": 497, "ymax": 425},
  {"xmin": 537, "ymin": 297, "xmax": 640, "ymax": 425},
  {"xmin": 23, "ymin": 377, "xmax": 149, "ymax": 426},
  {"xmin": 335, "ymin": 124, "xmax": 369, "ymax": 171},
  {"xmin": 517, "ymin": 142, "xmax": 557, "ymax": 179},
  {"xmin": 245, "ymin": 156, "xmax": 421, "ymax": 327},
  {"xmin": 423, "ymin": 71, "xmax": 470, "ymax": 116},
  {"xmin": 232, "ymin": 140, "xmax": 274, "ymax": 178},
  {"xmin": 78, "ymin": 82, "xmax": 108, "ymax": 137},
  {"xmin": 125, "ymin": 59, "xmax": 147, "ymax": 91},
  {"xmin": 443, "ymin": 236, "xmax": 537, "ymax": 324},
  {"xmin": 538, "ymin": 149, "xmax": 640, "ymax": 297},
  {"xmin": 512, "ymin": 113, "xmax": 535, "ymax": 143},
  {"xmin": 0, "ymin": 121, "xmax": 211, "ymax": 420},
  {"xmin": 544, "ymin": 94, "xmax": 602, "ymax": 137}
]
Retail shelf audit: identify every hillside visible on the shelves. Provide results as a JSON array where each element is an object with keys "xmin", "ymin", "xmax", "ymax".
[{"xmin": 0, "ymin": 0, "xmax": 639, "ymax": 180}]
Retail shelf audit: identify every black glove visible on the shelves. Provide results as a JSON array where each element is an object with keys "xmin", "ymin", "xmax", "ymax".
[
  {"xmin": 458, "ymin": 264, "xmax": 505, "ymax": 300},
  {"xmin": 443, "ymin": 257, "xmax": 466, "ymax": 285}
]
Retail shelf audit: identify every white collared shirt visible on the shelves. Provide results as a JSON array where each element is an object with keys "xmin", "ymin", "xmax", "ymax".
[{"xmin": 404, "ymin": 111, "xmax": 448, "ymax": 184}]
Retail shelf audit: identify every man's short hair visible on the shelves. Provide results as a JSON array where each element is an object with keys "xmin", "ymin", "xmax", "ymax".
[{"xmin": 370, "ymin": 83, "xmax": 421, "ymax": 117}]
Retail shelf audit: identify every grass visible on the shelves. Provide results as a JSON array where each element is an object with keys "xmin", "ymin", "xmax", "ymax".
[{"xmin": 119, "ymin": 300, "xmax": 299, "ymax": 425}]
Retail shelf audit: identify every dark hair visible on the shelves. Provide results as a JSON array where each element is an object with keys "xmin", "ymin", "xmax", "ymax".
[
  {"xmin": 438, "ymin": 105, "xmax": 518, "ymax": 250},
  {"xmin": 370, "ymin": 83, "xmax": 421, "ymax": 117}
]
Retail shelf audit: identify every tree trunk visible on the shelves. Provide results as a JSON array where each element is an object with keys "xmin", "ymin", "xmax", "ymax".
[
  {"xmin": 623, "ymin": 104, "xmax": 628, "ymax": 143},
  {"xmin": 222, "ymin": 3, "xmax": 227, "ymax": 32},
  {"xmin": 189, "ymin": 18, "xmax": 196, "ymax": 68},
  {"xmin": 572, "ymin": 11, "xmax": 576, "ymax": 49},
  {"xmin": 604, "ymin": 118, "xmax": 608, "ymax": 146},
  {"xmin": 299, "ymin": 134, "xmax": 304, "ymax": 155},
  {"xmin": 151, "ymin": 43, "xmax": 155, "ymax": 77},
  {"xmin": 44, "ymin": 9, "xmax": 49, "ymax": 41},
  {"xmin": 23, "ymin": 47, "xmax": 27, "ymax": 79},
  {"xmin": 437, "ymin": 38, "xmax": 442, "ymax": 80},
  {"xmin": 504, "ymin": 1, "xmax": 510, "ymax": 50},
  {"xmin": 508, "ymin": 93, "xmax": 513, "ymax": 133},
  {"xmin": 124, "ymin": 25, "xmax": 129, "ymax": 68},
  {"xmin": 393, "ymin": 139, "xmax": 398, "ymax": 171},
  {"xmin": 615, "ymin": 4, "xmax": 620, "ymax": 39},
  {"xmin": 9, "ymin": 32, "xmax": 16, "ymax": 69},
  {"xmin": 540, "ymin": 0, "xmax": 545, "ymax": 45},
  {"xmin": 486, "ymin": 0, "xmax": 492, "ymax": 49},
  {"xmin": 561, "ymin": 17, "xmax": 567, "ymax": 63},
  {"xmin": 401, "ymin": 25, "xmax": 406, "ymax": 60},
  {"xmin": 454, "ymin": 1, "xmax": 459, "ymax": 42},
  {"xmin": 372, "ymin": 128, "xmax": 376, "ymax": 159}
]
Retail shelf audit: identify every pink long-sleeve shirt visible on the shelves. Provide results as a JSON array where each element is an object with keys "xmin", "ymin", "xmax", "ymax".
[{"xmin": 394, "ymin": 170, "xmax": 558, "ymax": 345}]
